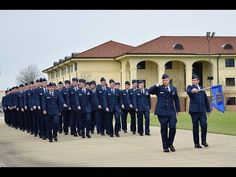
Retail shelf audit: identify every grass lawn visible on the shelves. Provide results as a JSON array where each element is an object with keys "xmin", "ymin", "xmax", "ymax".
[{"xmin": 128, "ymin": 111, "xmax": 236, "ymax": 136}]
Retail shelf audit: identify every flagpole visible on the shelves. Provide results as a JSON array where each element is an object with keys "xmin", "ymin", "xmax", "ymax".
[{"xmin": 198, "ymin": 86, "xmax": 212, "ymax": 91}]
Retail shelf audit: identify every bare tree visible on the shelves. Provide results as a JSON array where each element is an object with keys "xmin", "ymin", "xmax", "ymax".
[
  {"xmin": 16, "ymin": 64, "xmax": 42, "ymax": 84},
  {"xmin": 79, "ymin": 72, "xmax": 91, "ymax": 81}
]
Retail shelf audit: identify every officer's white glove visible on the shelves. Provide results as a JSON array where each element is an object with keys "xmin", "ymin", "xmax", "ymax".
[
  {"xmin": 98, "ymin": 105, "xmax": 102, "ymax": 109},
  {"xmin": 156, "ymin": 82, "xmax": 162, "ymax": 87},
  {"xmin": 78, "ymin": 106, "xmax": 81, "ymax": 110},
  {"xmin": 192, "ymin": 88, "xmax": 199, "ymax": 93},
  {"xmin": 177, "ymin": 112, "xmax": 180, "ymax": 116},
  {"xmin": 21, "ymin": 108, "xmax": 24, "ymax": 112},
  {"xmin": 25, "ymin": 106, "xmax": 27, "ymax": 110},
  {"xmin": 63, "ymin": 104, "xmax": 67, "ymax": 107},
  {"xmin": 135, "ymin": 108, "xmax": 138, "ymax": 112},
  {"xmin": 43, "ymin": 111, "xmax": 47, "ymax": 115},
  {"xmin": 38, "ymin": 106, "xmax": 41, "ymax": 110},
  {"xmin": 17, "ymin": 108, "xmax": 19, "ymax": 111},
  {"xmin": 68, "ymin": 107, "xmax": 71, "ymax": 110},
  {"xmin": 129, "ymin": 104, "xmax": 133, "ymax": 108},
  {"xmin": 33, "ymin": 106, "xmax": 36, "ymax": 110},
  {"xmin": 121, "ymin": 104, "xmax": 125, "ymax": 109},
  {"xmin": 106, "ymin": 108, "xmax": 109, "ymax": 112}
]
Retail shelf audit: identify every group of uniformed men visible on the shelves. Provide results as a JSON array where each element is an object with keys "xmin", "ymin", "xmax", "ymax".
[{"xmin": 2, "ymin": 73, "xmax": 210, "ymax": 152}]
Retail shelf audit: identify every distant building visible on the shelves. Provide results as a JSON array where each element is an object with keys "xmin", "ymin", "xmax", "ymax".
[{"xmin": 43, "ymin": 36, "xmax": 236, "ymax": 111}]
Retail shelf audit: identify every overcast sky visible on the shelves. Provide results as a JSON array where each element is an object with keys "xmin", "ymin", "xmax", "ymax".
[{"xmin": 1, "ymin": 10, "xmax": 236, "ymax": 90}]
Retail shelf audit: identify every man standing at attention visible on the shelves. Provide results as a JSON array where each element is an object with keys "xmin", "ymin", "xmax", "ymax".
[{"xmin": 149, "ymin": 73, "xmax": 180, "ymax": 153}]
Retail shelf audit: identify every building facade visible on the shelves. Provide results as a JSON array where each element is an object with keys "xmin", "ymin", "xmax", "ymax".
[{"xmin": 43, "ymin": 36, "xmax": 236, "ymax": 111}]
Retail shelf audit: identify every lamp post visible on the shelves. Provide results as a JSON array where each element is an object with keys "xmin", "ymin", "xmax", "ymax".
[{"xmin": 206, "ymin": 32, "xmax": 215, "ymax": 87}]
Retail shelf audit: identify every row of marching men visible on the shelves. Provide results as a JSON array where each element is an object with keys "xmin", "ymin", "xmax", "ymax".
[{"xmin": 2, "ymin": 77, "xmax": 152, "ymax": 142}]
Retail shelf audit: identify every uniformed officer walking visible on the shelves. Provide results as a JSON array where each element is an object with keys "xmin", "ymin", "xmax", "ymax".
[
  {"xmin": 68, "ymin": 78, "xmax": 81, "ymax": 137},
  {"xmin": 104, "ymin": 79, "xmax": 122, "ymax": 137},
  {"xmin": 89, "ymin": 80, "xmax": 102, "ymax": 134},
  {"xmin": 42, "ymin": 82, "xmax": 66, "ymax": 142},
  {"xmin": 149, "ymin": 73, "xmax": 181, "ymax": 152},
  {"xmin": 133, "ymin": 80, "xmax": 151, "ymax": 136},
  {"xmin": 129, "ymin": 80, "xmax": 138, "ymax": 134},
  {"xmin": 97, "ymin": 77, "xmax": 109, "ymax": 136},
  {"xmin": 61, "ymin": 80, "xmax": 71, "ymax": 135},
  {"xmin": 121, "ymin": 81, "xmax": 133, "ymax": 133},
  {"xmin": 78, "ymin": 79, "xmax": 92, "ymax": 138},
  {"xmin": 186, "ymin": 74, "xmax": 211, "ymax": 148}
]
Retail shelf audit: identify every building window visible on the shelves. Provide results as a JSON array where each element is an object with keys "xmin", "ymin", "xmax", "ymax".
[
  {"xmin": 222, "ymin": 43, "xmax": 233, "ymax": 50},
  {"xmin": 173, "ymin": 43, "xmax": 184, "ymax": 50},
  {"xmin": 226, "ymin": 78, "xmax": 235, "ymax": 86},
  {"xmin": 137, "ymin": 61, "xmax": 145, "ymax": 69},
  {"xmin": 225, "ymin": 59, "xmax": 235, "ymax": 67},
  {"xmin": 70, "ymin": 65, "xmax": 73, "ymax": 72},
  {"xmin": 226, "ymin": 97, "xmax": 236, "ymax": 105},
  {"xmin": 51, "ymin": 72, "xmax": 55, "ymax": 79},
  {"xmin": 165, "ymin": 61, "xmax": 172, "ymax": 69},
  {"xmin": 170, "ymin": 79, "xmax": 173, "ymax": 85},
  {"xmin": 67, "ymin": 66, "xmax": 70, "ymax": 74},
  {"xmin": 74, "ymin": 63, "xmax": 77, "ymax": 71}
]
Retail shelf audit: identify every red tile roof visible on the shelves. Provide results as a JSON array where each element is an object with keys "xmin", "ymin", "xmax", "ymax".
[
  {"xmin": 73, "ymin": 40, "xmax": 134, "ymax": 58},
  {"xmin": 127, "ymin": 36, "xmax": 236, "ymax": 54}
]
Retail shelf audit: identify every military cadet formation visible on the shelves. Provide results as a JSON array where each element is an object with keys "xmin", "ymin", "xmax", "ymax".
[{"xmin": 2, "ymin": 73, "xmax": 210, "ymax": 152}]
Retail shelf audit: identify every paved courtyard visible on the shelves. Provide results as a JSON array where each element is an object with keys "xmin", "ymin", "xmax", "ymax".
[{"xmin": 0, "ymin": 113, "xmax": 236, "ymax": 167}]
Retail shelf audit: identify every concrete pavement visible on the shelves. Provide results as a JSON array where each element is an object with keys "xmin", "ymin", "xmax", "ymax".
[{"xmin": 0, "ymin": 113, "xmax": 236, "ymax": 167}]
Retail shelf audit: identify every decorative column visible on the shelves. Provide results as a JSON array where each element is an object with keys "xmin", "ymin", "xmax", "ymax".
[{"xmin": 158, "ymin": 66, "xmax": 165, "ymax": 83}]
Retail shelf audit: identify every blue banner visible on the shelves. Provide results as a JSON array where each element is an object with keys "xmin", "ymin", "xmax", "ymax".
[{"xmin": 211, "ymin": 85, "xmax": 225, "ymax": 113}]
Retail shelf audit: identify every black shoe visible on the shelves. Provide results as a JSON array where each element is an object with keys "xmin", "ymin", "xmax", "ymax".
[
  {"xmin": 74, "ymin": 133, "xmax": 78, "ymax": 137},
  {"xmin": 53, "ymin": 137, "xmax": 58, "ymax": 142},
  {"xmin": 34, "ymin": 134, "xmax": 37, "ymax": 137},
  {"xmin": 91, "ymin": 131, "xmax": 94, "ymax": 134},
  {"xmin": 101, "ymin": 133, "xmax": 105, "ymax": 136},
  {"xmin": 133, "ymin": 132, "xmax": 136, "ymax": 134},
  {"xmin": 39, "ymin": 135, "xmax": 43, "ymax": 139},
  {"xmin": 163, "ymin": 148, "xmax": 170, "ymax": 152},
  {"xmin": 110, "ymin": 134, "xmax": 114, "ymax": 137},
  {"xmin": 86, "ymin": 135, "xmax": 91, "ymax": 138},
  {"xmin": 124, "ymin": 130, "xmax": 127, "ymax": 133},
  {"xmin": 43, "ymin": 137, "xmax": 47, "ymax": 140},
  {"xmin": 195, "ymin": 144, "xmax": 202, "ymax": 148},
  {"xmin": 139, "ymin": 133, "xmax": 143, "ymax": 136},
  {"xmin": 49, "ymin": 139, "xmax": 53, "ymax": 142},
  {"xmin": 169, "ymin": 145, "xmax": 176, "ymax": 152},
  {"xmin": 78, "ymin": 132, "xmax": 82, "ymax": 136},
  {"xmin": 82, "ymin": 135, "xmax": 86, "ymax": 138},
  {"xmin": 202, "ymin": 142, "xmax": 209, "ymax": 147},
  {"xmin": 115, "ymin": 133, "xmax": 120, "ymax": 137},
  {"xmin": 145, "ymin": 132, "xmax": 151, "ymax": 136},
  {"xmin": 30, "ymin": 132, "xmax": 34, "ymax": 135},
  {"xmin": 65, "ymin": 132, "xmax": 68, "ymax": 135}
]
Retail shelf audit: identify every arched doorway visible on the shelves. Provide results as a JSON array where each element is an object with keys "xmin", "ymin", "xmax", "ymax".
[
  {"xmin": 192, "ymin": 60, "xmax": 213, "ymax": 87},
  {"xmin": 164, "ymin": 60, "xmax": 186, "ymax": 92},
  {"xmin": 136, "ymin": 60, "xmax": 158, "ymax": 88}
]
